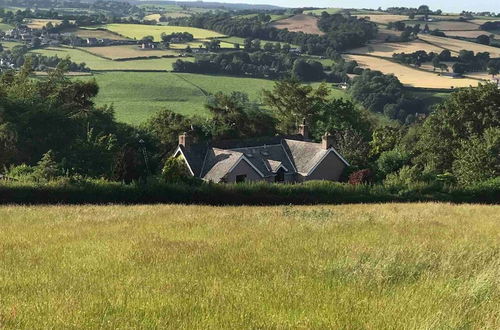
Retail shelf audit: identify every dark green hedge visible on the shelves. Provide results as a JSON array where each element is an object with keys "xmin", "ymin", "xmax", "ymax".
[{"xmin": 0, "ymin": 178, "xmax": 498, "ymax": 205}]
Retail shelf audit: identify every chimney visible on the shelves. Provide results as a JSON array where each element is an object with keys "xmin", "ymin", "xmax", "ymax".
[
  {"xmin": 298, "ymin": 118, "xmax": 309, "ymax": 140},
  {"xmin": 178, "ymin": 131, "xmax": 194, "ymax": 149},
  {"xmin": 322, "ymin": 132, "xmax": 334, "ymax": 150}
]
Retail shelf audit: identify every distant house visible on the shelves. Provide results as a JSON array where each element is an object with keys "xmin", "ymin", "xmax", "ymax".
[
  {"xmin": 86, "ymin": 38, "xmax": 98, "ymax": 46},
  {"xmin": 140, "ymin": 42, "xmax": 157, "ymax": 49},
  {"xmin": 173, "ymin": 125, "xmax": 349, "ymax": 183}
]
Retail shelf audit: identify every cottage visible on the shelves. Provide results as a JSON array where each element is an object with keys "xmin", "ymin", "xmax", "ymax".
[{"xmin": 173, "ymin": 125, "xmax": 349, "ymax": 183}]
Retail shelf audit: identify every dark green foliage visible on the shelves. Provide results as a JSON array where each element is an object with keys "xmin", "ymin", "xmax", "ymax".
[
  {"xmin": 162, "ymin": 156, "xmax": 192, "ymax": 183},
  {"xmin": 377, "ymin": 149, "xmax": 411, "ymax": 177},
  {"xmin": 416, "ymin": 84, "xmax": 500, "ymax": 175}
]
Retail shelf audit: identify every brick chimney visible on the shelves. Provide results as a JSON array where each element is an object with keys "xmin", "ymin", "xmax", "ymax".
[
  {"xmin": 178, "ymin": 131, "xmax": 194, "ymax": 149},
  {"xmin": 322, "ymin": 132, "xmax": 334, "ymax": 150},
  {"xmin": 298, "ymin": 118, "xmax": 309, "ymax": 140}
]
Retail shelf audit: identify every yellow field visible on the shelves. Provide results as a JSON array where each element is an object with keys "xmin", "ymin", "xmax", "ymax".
[
  {"xmin": 101, "ymin": 24, "xmax": 225, "ymax": 41},
  {"xmin": 270, "ymin": 14, "xmax": 324, "ymax": 35},
  {"xmin": 144, "ymin": 14, "xmax": 162, "ymax": 22},
  {"xmin": 419, "ymin": 35, "xmax": 500, "ymax": 57},
  {"xmin": 82, "ymin": 45, "xmax": 179, "ymax": 60},
  {"xmin": 350, "ymin": 40, "xmax": 445, "ymax": 57},
  {"xmin": 70, "ymin": 28, "xmax": 128, "ymax": 40},
  {"xmin": 0, "ymin": 203, "xmax": 498, "ymax": 328},
  {"xmin": 355, "ymin": 14, "xmax": 409, "ymax": 25},
  {"xmin": 443, "ymin": 30, "xmax": 499, "ymax": 38},
  {"xmin": 344, "ymin": 54, "xmax": 480, "ymax": 89},
  {"xmin": 25, "ymin": 19, "xmax": 62, "ymax": 29}
]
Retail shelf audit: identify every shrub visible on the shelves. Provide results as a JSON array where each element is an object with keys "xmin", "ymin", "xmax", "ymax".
[
  {"xmin": 376, "ymin": 149, "xmax": 410, "ymax": 177},
  {"xmin": 33, "ymin": 150, "xmax": 63, "ymax": 181},
  {"xmin": 162, "ymin": 157, "xmax": 191, "ymax": 183}
]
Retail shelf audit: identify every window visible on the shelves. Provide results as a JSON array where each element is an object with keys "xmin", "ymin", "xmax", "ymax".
[{"xmin": 236, "ymin": 174, "xmax": 247, "ymax": 183}]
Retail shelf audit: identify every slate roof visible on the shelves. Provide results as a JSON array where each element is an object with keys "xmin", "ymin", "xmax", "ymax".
[{"xmin": 175, "ymin": 136, "xmax": 348, "ymax": 182}]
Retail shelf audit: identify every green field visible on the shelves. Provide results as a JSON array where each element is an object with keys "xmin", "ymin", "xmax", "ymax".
[
  {"xmin": 85, "ymin": 72, "xmax": 345, "ymax": 123},
  {"xmin": 99, "ymin": 24, "xmax": 225, "ymax": 41},
  {"xmin": 304, "ymin": 8, "xmax": 342, "ymax": 15},
  {"xmin": 0, "ymin": 203, "xmax": 498, "ymax": 328},
  {"xmin": 30, "ymin": 47, "xmax": 188, "ymax": 71},
  {"xmin": 0, "ymin": 22, "xmax": 13, "ymax": 31}
]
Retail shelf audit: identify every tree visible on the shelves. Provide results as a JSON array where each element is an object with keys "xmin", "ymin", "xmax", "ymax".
[
  {"xmin": 263, "ymin": 79, "xmax": 329, "ymax": 133},
  {"xmin": 487, "ymin": 61, "xmax": 499, "ymax": 78},
  {"xmin": 452, "ymin": 127, "xmax": 500, "ymax": 185},
  {"xmin": 452, "ymin": 63, "xmax": 467, "ymax": 74},
  {"xmin": 144, "ymin": 110, "xmax": 191, "ymax": 157},
  {"xmin": 141, "ymin": 35, "xmax": 154, "ymax": 43},
  {"xmin": 476, "ymin": 34, "xmax": 491, "ymax": 45},
  {"xmin": 431, "ymin": 56, "xmax": 441, "ymax": 72},
  {"xmin": 34, "ymin": 150, "xmax": 62, "ymax": 181},
  {"xmin": 417, "ymin": 5, "xmax": 431, "ymax": 20},
  {"xmin": 331, "ymin": 129, "xmax": 370, "ymax": 169},
  {"xmin": 416, "ymin": 84, "xmax": 500, "ymax": 173}
]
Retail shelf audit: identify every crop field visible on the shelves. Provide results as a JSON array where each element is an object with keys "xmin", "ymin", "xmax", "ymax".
[
  {"xmin": 1, "ymin": 41, "xmax": 23, "ymax": 50},
  {"xmin": 100, "ymin": 24, "xmax": 225, "ymax": 41},
  {"xmin": 270, "ymin": 14, "xmax": 324, "ymax": 35},
  {"xmin": 30, "ymin": 47, "xmax": 188, "ymax": 71},
  {"xmin": 443, "ymin": 30, "xmax": 499, "ymax": 38},
  {"xmin": 349, "ymin": 40, "xmax": 445, "ymax": 58},
  {"xmin": 82, "ymin": 45, "xmax": 179, "ymax": 60},
  {"xmin": 69, "ymin": 28, "xmax": 129, "ymax": 40},
  {"xmin": 0, "ymin": 203, "xmax": 498, "ymax": 328},
  {"xmin": 82, "ymin": 72, "xmax": 344, "ymax": 123},
  {"xmin": 404, "ymin": 20, "xmax": 480, "ymax": 31},
  {"xmin": 25, "ymin": 19, "xmax": 62, "ymax": 29},
  {"xmin": 344, "ymin": 54, "xmax": 480, "ymax": 89},
  {"xmin": 419, "ymin": 35, "xmax": 500, "ymax": 58},
  {"xmin": 354, "ymin": 14, "xmax": 410, "ymax": 25},
  {"xmin": 144, "ymin": 13, "xmax": 162, "ymax": 22}
]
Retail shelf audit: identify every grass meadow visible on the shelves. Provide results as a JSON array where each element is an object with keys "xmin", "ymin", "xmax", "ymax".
[
  {"xmin": 0, "ymin": 203, "xmax": 498, "ymax": 328},
  {"xmin": 87, "ymin": 72, "xmax": 345, "ymax": 123},
  {"xmin": 30, "ymin": 47, "xmax": 188, "ymax": 71},
  {"xmin": 100, "ymin": 24, "xmax": 225, "ymax": 41}
]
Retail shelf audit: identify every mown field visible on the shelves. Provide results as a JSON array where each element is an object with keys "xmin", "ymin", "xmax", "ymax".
[
  {"xmin": 83, "ymin": 45, "xmax": 178, "ymax": 60},
  {"xmin": 343, "ymin": 54, "xmax": 480, "ymax": 89},
  {"xmin": 0, "ymin": 203, "xmax": 498, "ymax": 328},
  {"xmin": 270, "ymin": 14, "xmax": 324, "ymax": 35},
  {"xmin": 419, "ymin": 34, "xmax": 500, "ymax": 58},
  {"xmin": 30, "ymin": 47, "xmax": 188, "ymax": 71},
  {"xmin": 99, "ymin": 24, "xmax": 225, "ymax": 41},
  {"xmin": 87, "ymin": 72, "xmax": 344, "ymax": 123},
  {"xmin": 25, "ymin": 18, "xmax": 62, "ymax": 30}
]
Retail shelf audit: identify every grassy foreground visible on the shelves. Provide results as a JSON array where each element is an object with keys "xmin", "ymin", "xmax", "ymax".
[{"xmin": 0, "ymin": 203, "xmax": 499, "ymax": 328}]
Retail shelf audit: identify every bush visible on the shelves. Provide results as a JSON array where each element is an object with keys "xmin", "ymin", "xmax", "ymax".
[
  {"xmin": 377, "ymin": 149, "xmax": 410, "ymax": 177},
  {"xmin": 162, "ymin": 157, "xmax": 192, "ymax": 183}
]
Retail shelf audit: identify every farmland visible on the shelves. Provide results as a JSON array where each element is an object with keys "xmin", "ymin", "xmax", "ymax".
[
  {"xmin": 349, "ymin": 40, "xmax": 445, "ymax": 57},
  {"xmin": 86, "ymin": 72, "xmax": 344, "ymax": 123},
  {"xmin": 67, "ymin": 28, "xmax": 128, "ymax": 40},
  {"xmin": 82, "ymin": 45, "xmax": 178, "ymax": 60},
  {"xmin": 0, "ymin": 22, "xmax": 13, "ymax": 31},
  {"xmin": 99, "ymin": 24, "xmax": 225, "ymax": 41},
  {"xmin": 271, "ymin": 14, "xmax": 324, "ymax": 35},
  {"xmin": 344, "ymin": 54, "xmax": 481, "ymax": 89},
  {"xmin": 0, "ymin": 203, "xmax": 498, "ymax": 328},
  {"xmin": 25, "ymin": 19, "xmax": 62, "ymax": 29},
  {"xmin": 354, "ymin": 14, "xmax": 410, "ymax": 25},
  {"xmin": 419, "ymin": 34, "xmax": 500, "ymax": 58},
  {"xmin": 30, "ymin": 47, "xmax": 188, "ymax": 71}
]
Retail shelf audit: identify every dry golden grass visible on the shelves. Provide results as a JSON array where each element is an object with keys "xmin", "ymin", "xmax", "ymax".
[
  {"xmin": 355, "ymin": 14, "xmax": 409, "ymax": 24},
  {"xmin": 270, "ymin": 14, "xmax": 324, "ymax": 35},
  {"xmin": 144, "ymin": 13, "xmax": 162, "ymax": 22},
  {"xmin": 418, "ymin": 20, "xmax": 480, "ymax": 31},
  {"xmin": 350, "ymin": 40, "xmax": 444, "ymax": 57},
  {"xmin": 82, "ymin": 45, "xmax": 178, "ymax": 60},
  {"xmin": 344, "ymin": 54, "xmax": 480, "ymax": 88},
  {"xmin": 444, "ymin": 30, "xmax": 499, "ymax": 38},
  {"xmin": 25, "ymin": 19, "xmax": 62, "ymax": 30},
  {"xmin": 419, "ymin": 34, "xmax": 500, "ymax": 57},
  {"xmin": 0, "ymin": 203, "xmax": 498, "ymax": 328}
]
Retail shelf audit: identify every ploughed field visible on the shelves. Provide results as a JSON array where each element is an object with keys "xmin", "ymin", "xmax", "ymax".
[{"xmin": 0, "ymin": 203, "xmax": 498, "ymax": 328}]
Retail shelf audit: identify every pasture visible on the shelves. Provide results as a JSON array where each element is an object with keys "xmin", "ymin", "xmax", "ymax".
[
  {"xmin": 0, "ymin": 203, "xmax": 498, "ymax": 328},
  {"xmin": 85, "ymin": 72, "xmax": 345, "ymax": 123},
  {"xmin": 82, "ymin": 45, "xmax": 179, "ymax": 60},
  {"xmin": 100, "ymin": 24, "xmax": 225, "ymax": 41},
  {"xmin": 344, "ymin": 54, "xmax": 480, "ymax": 89},
  {"xmin": 404, "ymin": 20, "xmax": 480, "ymax": 31},
  {"xmin": 30, "ymin": 47, "xmax": 188, "ymax": 71},
  {"xmin": 304, "ymin": 8, "xmax": 342, "ymax": 15},
  {"xmin": 354, "ymin": 14, "xmax": 410, "ymax": 25},
  {"xmin": 270, "ymin": 14, "xmax": 324, "ymax": 35}
]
